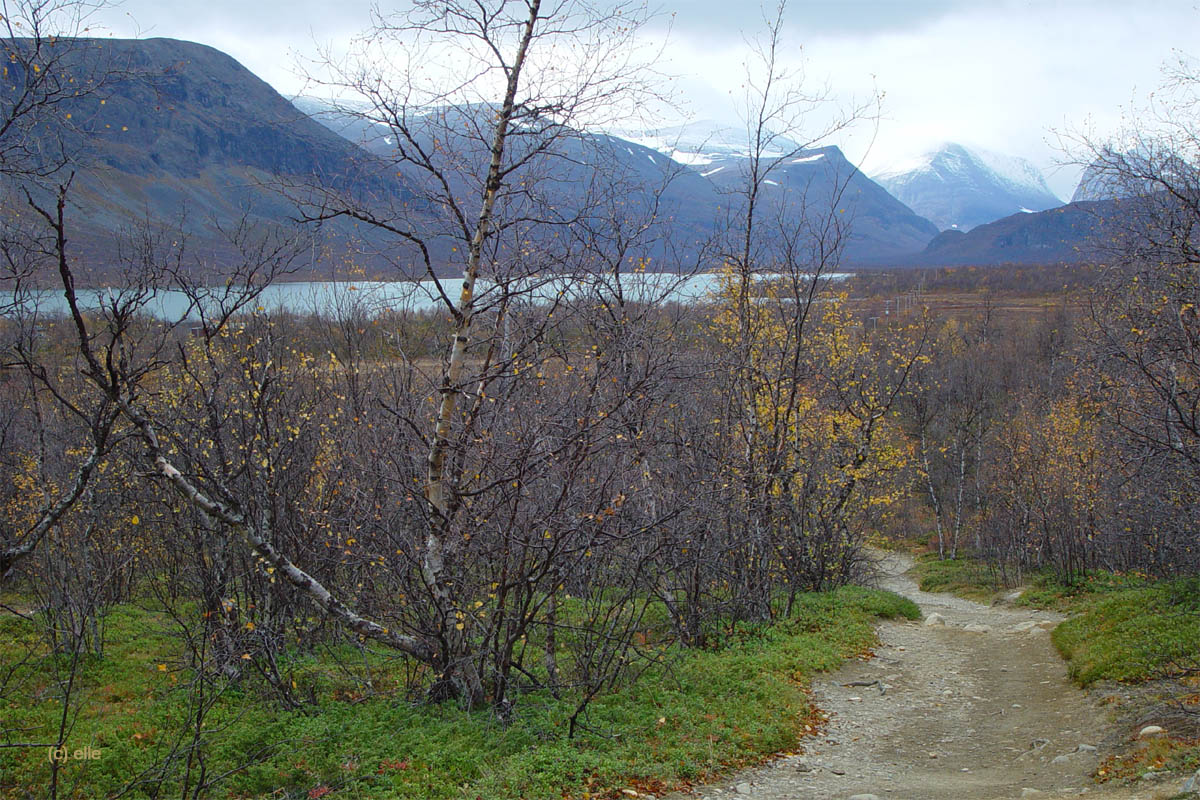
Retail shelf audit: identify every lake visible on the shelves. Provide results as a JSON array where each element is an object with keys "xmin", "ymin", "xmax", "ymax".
[{"xmin": 1, "ymin": 271, "xmax": 851, "ymax": 321}]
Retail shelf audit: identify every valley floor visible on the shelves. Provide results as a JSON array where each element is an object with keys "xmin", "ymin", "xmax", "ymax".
[{"xmin": 666, "ymin": 553, "xmax": 1184, "ymax": 800}]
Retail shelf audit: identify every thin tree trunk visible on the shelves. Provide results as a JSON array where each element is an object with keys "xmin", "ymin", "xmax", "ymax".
[
  {"xmin": 422, "ymin": 0, "xmax": 542, "ymax": 706},
  {"xmin": 951, "ymin": 440, "xmax": 966, "ymax": 559},
  {"xmin": 920, "ymin": 430, "xmax": 945, "ymax": 559}
]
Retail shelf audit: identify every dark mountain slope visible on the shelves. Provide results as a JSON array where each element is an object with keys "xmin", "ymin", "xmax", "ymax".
[
  {"xmin": 699, "ymin": 145, "xmax": 940, "ymax": 263},
  {"xmin": 2, "ymin": 37, "xmax": 408, "ymax": 280},
  {"xmin": 915, "ymin": 199, "xmax": 1115, "ymax": 265}
]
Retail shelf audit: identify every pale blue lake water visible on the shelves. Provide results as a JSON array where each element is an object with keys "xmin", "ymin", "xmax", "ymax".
[{"xmin": 2, "ymin": 271, "xmax": 850, "ymax": 321}]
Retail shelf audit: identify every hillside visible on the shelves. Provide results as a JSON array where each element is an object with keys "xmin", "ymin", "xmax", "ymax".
[
  {"xmin": 1, "ymin": 37, "xmax": 407, "ymax": 281},
  {"xmin": 912, "ymin": 198, "xmax": 1116, "ymax": 265}
]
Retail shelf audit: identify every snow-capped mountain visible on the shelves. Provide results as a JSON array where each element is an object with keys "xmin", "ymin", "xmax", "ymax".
[
  {"xmin": 872, "ymin": 142, "xmax": 1062, "ymax": 232},
  {"xmin": 696, "ymin": 144, "xmax": 940, "ymax": 259},
  {"xmin": 615, "ymin": 119, "xmax": 804, "ymax": 166},
  {"xmin": 605, "ymin": 120, "xmax": 938, "ymax": 260}
]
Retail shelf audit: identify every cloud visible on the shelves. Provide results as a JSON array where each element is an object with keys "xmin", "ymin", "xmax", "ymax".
[
  {"xmin": 650, "ymin": 0, "xmax": 1199, "ymax": 198},
  {"xmin": 640, "ymin": 0, "xmax": 961, "ymax": 40},
  {"xmin": 85, "ymin": 0, "xmax": 1199, "ymax": 199}
]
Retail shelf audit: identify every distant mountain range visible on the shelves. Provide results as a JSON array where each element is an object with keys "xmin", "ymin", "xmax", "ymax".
[
  {"xmin": 906, "ymin": 153, "xmax": 1166, "ymax": 266},
  {"xmin": 300, "ymin": 109, "xmax": 940, "ymax": 266},
  {"xmin": 872, "ymin": 143, "xmax": 1062, "ymax": 232},
  {"xmin": 612, "ymin": 122, "xmax": 940, "ymax": 263},
  {"xmin": 2, "ymin": 37, "xmax": 1126, "ymax": 278}
]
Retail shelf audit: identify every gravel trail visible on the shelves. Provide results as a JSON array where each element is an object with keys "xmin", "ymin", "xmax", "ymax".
[{"xmin": 662, "ymin": 553, "xmax": 1180, "ymax": 800}]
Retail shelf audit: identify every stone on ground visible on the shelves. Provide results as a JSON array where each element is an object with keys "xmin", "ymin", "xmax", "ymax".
[
  {"xmin": 1182, "ymin": 767, "xmax": 1200, "ymax": 792},
  {"xmin": 1138, "ymin": 724, "xmax": 1166, "ymax": 739}
]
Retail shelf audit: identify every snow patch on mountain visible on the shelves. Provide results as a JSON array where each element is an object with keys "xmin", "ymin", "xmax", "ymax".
[{"xmin": 611, "ymin": 119, "xmax": 801, "ymax": 165}]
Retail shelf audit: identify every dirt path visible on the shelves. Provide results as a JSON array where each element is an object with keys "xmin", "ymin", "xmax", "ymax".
[{"xmin": 663, "ymin": 553, "xmax": 1180, "ymax": 800}]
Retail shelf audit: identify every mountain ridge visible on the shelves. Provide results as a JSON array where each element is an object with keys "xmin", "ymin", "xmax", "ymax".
[
  {"xmin": 321, "ymin": 111, "xmax": 943, "ymax": 265},
  {"xmin": 6, "ymin": 38, "xmax": 1103, "ymax": 279},
  {"xmin": 909, "ymin": 198, "xmax": 1116, "ymax": 265}
]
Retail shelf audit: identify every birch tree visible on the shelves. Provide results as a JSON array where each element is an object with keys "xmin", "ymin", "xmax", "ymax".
[
  {"xmin": 286, "ymin": 0, "xmax": 674, "ymax": 706},
  {"xmin": 698, "ymin": 1, "xmax": 894, "ymax": 621}
]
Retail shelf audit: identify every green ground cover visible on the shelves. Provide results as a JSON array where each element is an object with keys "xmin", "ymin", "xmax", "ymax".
[{"xmin": 0, "ymin": 586, "xmax": 918, "ymax": 799}]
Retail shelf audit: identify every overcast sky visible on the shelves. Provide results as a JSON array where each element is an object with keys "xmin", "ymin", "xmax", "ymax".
[{"xmin": 87, "ymin": 0, "xmax": 1200, "ymax": 199}]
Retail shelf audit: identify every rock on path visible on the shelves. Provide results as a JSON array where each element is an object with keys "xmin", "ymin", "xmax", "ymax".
[{"xmin": 662, "ymin": 552, "xmax": 1180, "ymax": 800}]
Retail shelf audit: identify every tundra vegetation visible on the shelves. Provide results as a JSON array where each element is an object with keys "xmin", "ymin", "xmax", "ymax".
[{"xmin": 0, "ymin": 0, "xmax": 1197, "ymax": 798}]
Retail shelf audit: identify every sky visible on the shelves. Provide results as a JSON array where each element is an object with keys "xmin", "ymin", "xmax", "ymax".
[{"xmin": 84, "ymin": 0, "xmax": 1200, "ymax": 200}]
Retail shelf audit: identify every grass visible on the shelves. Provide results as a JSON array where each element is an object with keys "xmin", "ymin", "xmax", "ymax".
[
  {"xmin": 911, "ymin": 553, "xmax": 1005, "ymax": 603},
  {"xmin": 1015, "ymin": 569, "xmax": 1154, "ymax": 612},
  {"xmin": 1051, "ymin": 577, "xmax": 1200, "ymax": 686},
  {"xmin": 0, "ymin": 586, "xmax": 918, "ymax": 800},
  {"xmin": 1095, "ymin": 734, "xmax": 1200, "ymax": 786},
  {"xmin": 1016, "ymin": 572, "xmax": 1200, "ymax": 785}
]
